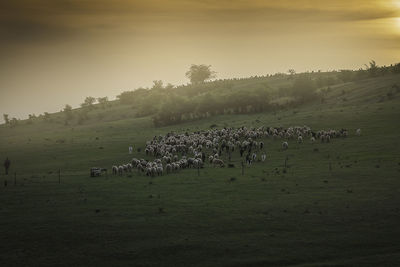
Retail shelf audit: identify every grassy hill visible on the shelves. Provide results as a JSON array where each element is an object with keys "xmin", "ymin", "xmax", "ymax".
[{"xmin": 0, "ymin": 73, "xmax": 400, "ymax": 266}]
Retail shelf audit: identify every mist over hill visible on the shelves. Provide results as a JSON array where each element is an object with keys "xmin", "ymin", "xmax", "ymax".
[{"xmin": 2, "ymin": 61, "xmax": 399, "ymax": 128}]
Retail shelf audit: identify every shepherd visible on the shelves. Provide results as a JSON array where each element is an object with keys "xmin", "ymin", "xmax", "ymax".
[{"xmin": 4, "ymin": 157, "xmax": 10, "ymax": 175}]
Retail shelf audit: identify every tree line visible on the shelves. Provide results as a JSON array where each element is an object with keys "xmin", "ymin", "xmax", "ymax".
[{"xmin": 2, "ymin": 62, "xmax": 400, "ymax": 127}]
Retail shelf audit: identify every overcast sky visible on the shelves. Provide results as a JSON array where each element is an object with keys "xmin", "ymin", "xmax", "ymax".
[{"xmin": 1, "ymin": 0, "xmax": 400, "ymax": 122}]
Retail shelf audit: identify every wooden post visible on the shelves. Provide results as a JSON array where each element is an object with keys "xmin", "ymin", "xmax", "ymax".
[
  {"xmin": 58, "ymin": 169, "xmax": 61, "ymax": 184},
  {"xmin": 14, "ymin": 172, "xmax": 16, "ymax": 186}
]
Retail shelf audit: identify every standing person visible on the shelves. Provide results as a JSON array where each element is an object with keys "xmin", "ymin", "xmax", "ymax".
[{"xmin": 4, "ymin": 157, "xmax": 10, "ymax": 175}]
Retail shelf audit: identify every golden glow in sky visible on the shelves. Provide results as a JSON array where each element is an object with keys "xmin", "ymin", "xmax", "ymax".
[{"xmin": 396, "ymin": 17, "xmax": 400, "ymax": 29}]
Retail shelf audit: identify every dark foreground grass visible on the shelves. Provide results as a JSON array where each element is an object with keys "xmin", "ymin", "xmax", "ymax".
[{"xmin": 0, "ymin": 75, "xmax": 400, "ymax": 266}]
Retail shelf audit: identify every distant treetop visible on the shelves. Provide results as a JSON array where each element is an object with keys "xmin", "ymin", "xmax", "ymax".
[{"xmin": 185, "ymin": 64, "xmax": 216, "ymax": 84}]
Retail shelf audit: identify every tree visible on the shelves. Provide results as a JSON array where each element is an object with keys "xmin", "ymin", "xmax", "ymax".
[
  {"xmin": 338, "ymin": 70, "xmax": 354, "ymax": 82},
  {"xmin": 77, "ymin": 109, "xmax": 89, "ymax": 124},
  {"xmin": 3, "ymin": 114, "xmax": 9, "ymax": 124},
  {"xmin": 81, "ymin": 96, "xmax": 96, "ymax": 108},
  {"xmin": 185, "ymin": 64, "xmax": 216, "ymax": 84},
  {"xmin": 97, "ymin": 97, "xmax": 108, "ymax": 108},
  {"xmin": 197, "ymin": 93, "xmax": 217, "ymax": 117},
  {"xmin": 290, "ymin": 75, "xmax": 317, "ymax": 102},
  {"xmin": 10, "ymin": 117, "xmax": 18, "ymax": 127},
  {"xmin": 365, "ymin": 60, "xmax": 378, "ymax": 77},
  {"xmin": 152, "ymin": 80, "xmax": 164, "ymax": 90},
  {"xmin": 64, "ymin": 104, "xmax": 72, "ymax": 113},
  {"xmin": 165, "ymin": 83, "xmax": 174, "ymax": 90},
  {"xmin": 288, "ymin": 69, "xmax": 296, "ymax": 76},
  {"xmin": 64, "ymin": 104, "xmax": 73, "ymax": 121},
  {"xmin": 43, "ymin": 112, "xmax": 51, "ymax": 121}
]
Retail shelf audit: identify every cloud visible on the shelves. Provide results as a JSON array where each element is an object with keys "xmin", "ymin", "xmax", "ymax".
[{"xmin": 0, "ymin": 0, "xmax": 398, "ymax": 44}]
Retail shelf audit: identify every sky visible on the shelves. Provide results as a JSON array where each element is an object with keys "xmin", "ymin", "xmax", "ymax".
[{"xmin": 1, "ymin": 0, "xmax": 400, "ymax": 122}]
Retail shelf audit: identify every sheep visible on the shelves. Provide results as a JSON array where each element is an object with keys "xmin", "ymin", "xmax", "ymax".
[
  {"xmin": 282, "ymin": 141, "xmax": 288, "ymax": 150},
  {"xmin": 166, "ymin": 164, "xmax": 172, "ymax": 174},
  {"xmin": 118, "ymin": 166, "xmax": 124, "ymax": 176},
  {"xmin": 212, "ymin": 158, "xmax": 225, "ymax": 167},
  {"xmin": 117, "ymin": 125, "xmax": 351, "ymax": 177},
  {"xmin": 157, "ymin": 166, "xmax": 163, "ymax": 176},
  {"xmin": 145, "ymin": 167, "xmax": 152, "ymax": 176},
  {"xmin": 298, "ymin": 135, "xmax": 303, "ymax": 144},
  {"xmin": 112, "ymin": 165, "xmax": 118, "ymax": 175},
  {"xmin": 172, "ymin": 162, "xmax": 180, "ymax": 171},
  {"xmin": 136, "ymin": 163, "xmax": 143, "ymax": 173},
  {"xmin": 197, "ymin": 158, "xmax": 204, "ymax": 168},
  {"xmin": 193, "ymin": 159, "xmax": 200, "ymax": 169},
  {"xmin": 122, "ymin": 164, "xmax": 128, "ymax": 172},
  {"xmin": 151, "ymin": 167, "xmax": 157, "ymax": 177},
  {"xmin": 131, "ymin": 158, "xmax": 139, "ymax": 167},
  {"xmin": 261, "ymin": 153, "xmax": 266, "ymax": 162}
]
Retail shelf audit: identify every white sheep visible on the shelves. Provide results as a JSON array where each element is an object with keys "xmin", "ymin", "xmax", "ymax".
[
  {"xmin": 261, "ymin": 153, "xmax": 266, "ymax": 162},
  {"xmin": 326, "ymin": 135, "xmax": 331, "ymax": 143},
  {"xmin": 118, "ymin": 166, "xmax": 124, "ymax": 176},
  {"xmin": 166, "ymin": 164, "xmax": 172, "ymax": 174},
  {"xmin": 282, "ymin": 141, "xmax": 288, "ymax": 150},
  {"xmin": 112, "ymin": 165, "xmax": 118, "ymax": 175},
  {"xmin": 127, "ymin": 163, "xmax": 133, "ymax": 172},
  {"xmin": 131, "ymin": 158, "xmax": 139, "ymax": 167},
  {"xmin": 212, "ymin": 158, "xmax": 225, "ymax": 167},
  {"xmin": 157, "ymin": 166, "xmax": 163, "ymax": 176},
  {"xmin": 298, "ymin": 135, "xmax": 303, "ymax": 144}
]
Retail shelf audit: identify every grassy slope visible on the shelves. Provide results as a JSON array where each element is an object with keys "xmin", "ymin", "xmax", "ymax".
[{"xmin": 0, "ymin": 74, "xmax": 400, "ymax": 266}]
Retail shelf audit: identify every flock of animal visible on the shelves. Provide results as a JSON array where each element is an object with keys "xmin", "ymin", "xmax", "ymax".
[{"xmin": 111, "ymin": 126, "xmax": 361, "ymax": 177}]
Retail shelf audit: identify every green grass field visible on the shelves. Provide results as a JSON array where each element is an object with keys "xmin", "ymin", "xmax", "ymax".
[{"xmin": 1, "ymin": 74, "xmax": 400, "ymax": 266}]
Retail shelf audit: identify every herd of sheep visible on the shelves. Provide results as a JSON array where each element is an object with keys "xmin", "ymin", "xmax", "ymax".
[{"xmin": 111, "ymin": 126, "xmax": 359, "ymax": 177}]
